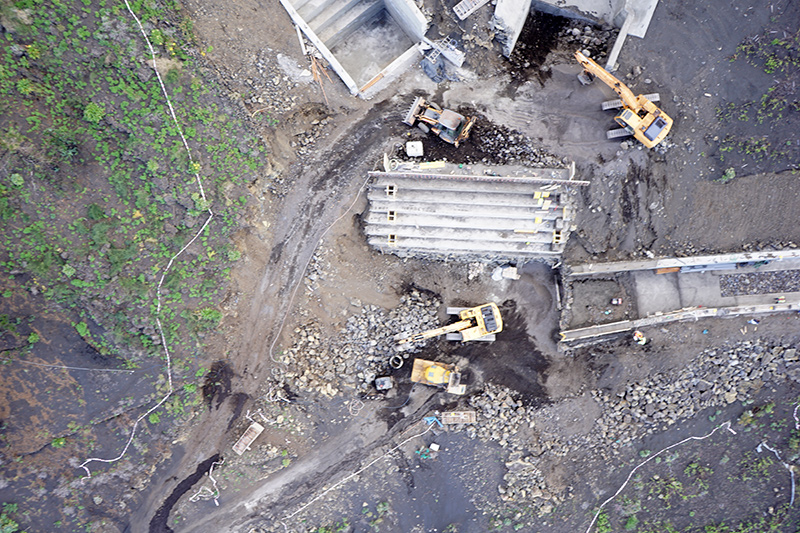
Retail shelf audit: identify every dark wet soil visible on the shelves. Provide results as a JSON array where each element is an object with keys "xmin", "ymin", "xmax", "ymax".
[
  {"xmin": 149, "ymin": 453, "xmax": 221, "ymax": 533},
  {"xmin": 506, "ymin": 12, "xmax": 569, "ymax": 89},
  {"xmin": 203, "ymin": 361, "xmax": 233, "ymax": 410},
  {"xmin": 419, "ymin": 301, "xmax": 551, "ymax": 406}
]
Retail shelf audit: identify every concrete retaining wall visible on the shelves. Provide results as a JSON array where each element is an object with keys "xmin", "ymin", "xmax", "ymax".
[
  {"xmin": 493, "ymin": 0, "xmax": 532, "ymax": 57},
  {"xmin": 385, "ymin": 0, "xmax": 427, "ymax": 41}
]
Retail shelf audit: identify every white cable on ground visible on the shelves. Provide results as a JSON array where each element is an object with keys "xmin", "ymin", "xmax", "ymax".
[
  {"xmin": 585, "ymin": 422, "xmax": 736, "ymax": 533},
  {"xmin": 347, "ymin": 398, "xmax": 364, "ymax": 416},
  {"xmin": 189, "ymin": 458, "xmax": 225, "ymax": 506},
  {"xmin": 280, "ymin": 421, "xmax": 434, "ymax": 525},
  {"xmin": 759, "ymin": 441, "xmax": 796, "ymax": 506},
  {"xmin": 0, "ymin": 357, "xmax": 136, "ymax": 372},
  {"xmin": 79, "ymin": 0, "xmax": 213, "ymax": 481}
]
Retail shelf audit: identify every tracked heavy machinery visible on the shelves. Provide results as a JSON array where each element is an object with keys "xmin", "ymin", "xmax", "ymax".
[
  {"xmin": 410, "ymin": 359, "xmax": 466, "ymax": 395},
  {"xmin": 403, "ymin": 96, "xmax": 476, "ymax": 147},
  {"xmin": 396, "ymin": 303, "xmax": 503, "ymax": 345},
  {"xmin": 574, "ymin": 51, "xmax": 673, "ymax": 149}
]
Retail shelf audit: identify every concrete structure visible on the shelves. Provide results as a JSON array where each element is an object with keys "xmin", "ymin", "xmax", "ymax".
[
  {"xmin": 560, "ymin": 251, "xmax": 800, "ymax": 346},
  {"xmin": 493, "ymin": 0, "xmax": 532, "ymax": 57},
  {"xmin": 279, "ymin": 0, "xmax": 428, "ymax": 97},
  {"xmin": 364, "ymin": 161, "xmax": 587, "ymax": 260},
  {"xmin": 567, "ymin": 249, "xmax": 800, "ymax": 277},
  {"xmin": 560, "ymin": 301, "xmax": 800, "ymax": 346},
  {"xmin": 493, "ymin": 0, "xmax": 660, "ymax": 66}
]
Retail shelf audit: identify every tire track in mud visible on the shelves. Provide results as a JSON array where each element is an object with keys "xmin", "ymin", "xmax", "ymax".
[
  {"xmin": 139, "ymin": 101, "xmax": 398, "ymax": 531},
  {"xmin": 185, "ymin": 392, "xmax": 442, "ymax": 532}
]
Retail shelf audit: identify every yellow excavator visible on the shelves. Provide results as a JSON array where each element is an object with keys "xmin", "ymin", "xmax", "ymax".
[
  {"xmin": 574, "ymin": 51, "xmax": 673, "ymax": 149},
  {"xmin": 396, "ymin": 303, "xmax": 503, "ymax": 345}
]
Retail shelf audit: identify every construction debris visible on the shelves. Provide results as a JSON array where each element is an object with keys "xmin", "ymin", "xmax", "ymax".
[{"xmin": 232, "ymin": 422, "xmax": 264, "ymax": 455}]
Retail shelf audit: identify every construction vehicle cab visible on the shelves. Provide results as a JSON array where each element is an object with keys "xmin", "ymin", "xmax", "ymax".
[
  {"xmin": 396, "ymin": 303, "xmax": 503, "ymax": 345},
  {"xmin": 574, "ymin": 51, "xmax": 673, "ymax": 149},
  {"xmin": 403, "ymin": 96, "xmax": 476, "ymax": 147},
  {"xmin": 411, "ymin": 359, "xmax": 466, "ymax": 395}
]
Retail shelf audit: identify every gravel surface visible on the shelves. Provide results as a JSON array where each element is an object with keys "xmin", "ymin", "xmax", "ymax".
[{"xmin": 720, "ymin": 269, "xmax": 800, "ymax": 297}]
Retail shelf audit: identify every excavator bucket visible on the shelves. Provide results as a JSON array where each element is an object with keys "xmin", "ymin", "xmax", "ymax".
[{"xmin": 454, "ymin": 116, "xmax": 476, "ymax": 147}]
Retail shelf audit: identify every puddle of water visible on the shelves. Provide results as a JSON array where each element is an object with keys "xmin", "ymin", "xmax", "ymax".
[{"xmin": 331, "ymin": 10, "xmax": 414, "ymax": 86}]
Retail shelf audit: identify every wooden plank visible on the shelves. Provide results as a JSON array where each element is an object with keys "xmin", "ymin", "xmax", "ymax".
[
  {"xmin": 232, "ymin": 422, "xmax": 265, "ymax": 455},
  {"xmin": 442, "ymin": 411, "xmax": 477, "ymax": 424}
]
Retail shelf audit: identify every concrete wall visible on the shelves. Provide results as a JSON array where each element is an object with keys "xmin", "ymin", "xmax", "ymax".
[
  {"xmin": 493, "ymin": 0, "xmax": 532, "ymax": 57},
  {"xmin": 385, "ymin": 0, "xmax": 427, "ymax": 42},
  {"xmin": 277, "ymin": 0, "xmax": 359, "ymax": 94}
]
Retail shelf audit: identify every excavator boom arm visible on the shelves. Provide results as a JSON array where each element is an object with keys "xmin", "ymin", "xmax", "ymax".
[
  {"xmin": 574, "ymin": 51, "xmax": 638, "ymax": 110},
  {"xmin": 397, "ymin": 319, "xmax": 472, "ymax": 345}
]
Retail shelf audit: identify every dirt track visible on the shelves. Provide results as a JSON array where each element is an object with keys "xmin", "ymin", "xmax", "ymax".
[
  {"xmin": 2, "ymin": 0, "xmax": 800, "ymax": 531},
  {"xmin": 141, "ymin": 0, "xmax": 800, "ymax": 531}
]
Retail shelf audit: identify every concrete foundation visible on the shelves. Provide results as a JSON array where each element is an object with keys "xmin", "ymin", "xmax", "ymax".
[
  {"xmin": 492, "ymin": 0, "xmax": 532, "ymax": 57},
  {"xmin": 279, "ymin": 0, "xmax": 428, "ymax": 97},
  {"xmin": 364, "ymin": 161, "xmax": 587, "ymax": 261}
]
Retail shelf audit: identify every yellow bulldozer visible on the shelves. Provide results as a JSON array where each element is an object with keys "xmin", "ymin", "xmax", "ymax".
[
  {"xmin": 410, "ymin": 359, "xmax": 466, "ymax": 395},
  {"xmin": 403, "ymin": 96, "xmax": 476, "ymax": 148},
  {"xmin": 396, "ymin": 303, "xmax": 503, "ymax": 345},
  {"xmin": 574, "ymin": 50, "xmax": 673, "ymax": 149}
]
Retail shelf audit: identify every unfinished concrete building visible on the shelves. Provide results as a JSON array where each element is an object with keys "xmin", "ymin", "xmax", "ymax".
[
  {"xmin": 364, "ymin": 161, "xmax": 588, "ymax": 261},
  {"xmin": 278, "ymin": 0, "xmax": 427, "ymax": 97}
]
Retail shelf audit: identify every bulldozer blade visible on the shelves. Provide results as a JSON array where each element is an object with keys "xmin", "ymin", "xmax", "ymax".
[{"xmin": 403, "ymin": 96, "xmax": 425, "ymax": 126}]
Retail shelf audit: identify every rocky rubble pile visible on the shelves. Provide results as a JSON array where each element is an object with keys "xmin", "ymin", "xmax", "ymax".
[
  {"xmin": 458, "ymin": 340, "xmax": 798, "ymax": 515},
  {"xmin": 467, "ymin": 384, "xmax": 568, "ymax": 509},
  {"xmin": 587, "ymin": 341, "xmax": 799, "ymax": 457},
  {"xmin": 559, "ymin": 23, "xmax": 616, "ymax": 62},
  {"xmin": 472, "ymin": 126, "xmax": 568, "ymax": 168},
  {"xmin": 720, "ymin": 269, "xmax": 800, "ymax": 297},
  {"xmin": 280, "ymin": 290, "xmax": 441, "ymax": 396}
]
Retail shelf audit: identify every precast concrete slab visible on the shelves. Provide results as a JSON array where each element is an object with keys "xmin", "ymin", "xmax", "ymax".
[
  {"xmin": 632, "ymin": 270, "xmax": 680, "ymax": 317},
  {"xmin": 364, "ymin": 161, "xmax": 586, "ymax": 260},
  {"xmin": 568, "ymin": 250, "xmax": 800, "ymax": 277}
]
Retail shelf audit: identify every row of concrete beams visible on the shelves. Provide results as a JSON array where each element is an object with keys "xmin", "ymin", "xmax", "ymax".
[
  {"xmin": 366, "ymin": 170, "xmax": 585, "ymax": 257},
  {"xmin": 567, "ymin": 249, "xmax": 800, "ymax": 277}
]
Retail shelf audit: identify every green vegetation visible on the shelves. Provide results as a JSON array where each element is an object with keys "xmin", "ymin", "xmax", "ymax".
[
  {"xmin": 0, "ymin": 0, "xmax": 265, "ymax": 375},
  {"xmin": 715, "ymin": 28, "xmax": 800, "ymax": 168},
  {"xmin": 594, "ymin": 509, "xmax": 612, "ymax": 533},
  {"xmin": 0, "ymin": 503, "xmax": 23, "ymax": 533}
]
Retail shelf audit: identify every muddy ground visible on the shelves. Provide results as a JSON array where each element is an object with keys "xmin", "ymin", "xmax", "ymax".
[{"xmin": 2, "ymin": 0, "xmax": 800, "ymax": 531}]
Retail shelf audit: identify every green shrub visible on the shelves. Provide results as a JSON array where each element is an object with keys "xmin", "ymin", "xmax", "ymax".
[
  {"xmin": 83, "ymin": 102, "xmax": 106, "ymax": 123},
  {"xmin": 87, "ymin": 203, "xmax": 105, "ymax": 220},
  {"xmin": 625, "ymin": 515, "xmax": 639, "ymax": 530},
  {"xmin": 720, "ymin": 167, "xmax": 736, "ymax": 183}
]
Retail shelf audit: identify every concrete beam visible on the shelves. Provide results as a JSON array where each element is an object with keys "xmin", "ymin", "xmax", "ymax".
[
  {"xmin": 567, "ymin": 250, "xmax": 800, "ymax": 277},
  {"xmin": 493, "ymin": 0, "xmax": 532, "ymax": 57},
  {"xmin": 560, "ymin": 301, "xmax": 800, "ymax": 344}
]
